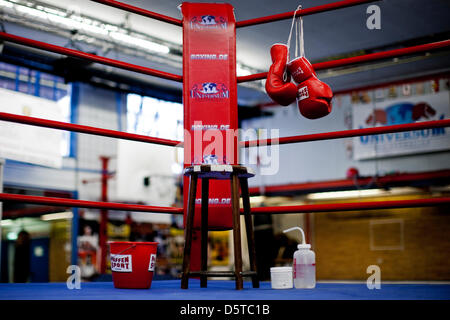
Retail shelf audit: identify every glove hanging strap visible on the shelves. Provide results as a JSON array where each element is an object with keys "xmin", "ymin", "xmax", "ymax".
[
  {"xmin": 299, "ymin": 13, "xmax": 305, "ymax": 57},
  {"xmin": 287, "ymin": 4, "xmax": 305, "ymax": 58}
]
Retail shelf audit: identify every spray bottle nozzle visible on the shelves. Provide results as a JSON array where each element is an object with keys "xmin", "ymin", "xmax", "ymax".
[{"xmin": 283, "ymin": 226, "xmax": 310, "ymax": 249}]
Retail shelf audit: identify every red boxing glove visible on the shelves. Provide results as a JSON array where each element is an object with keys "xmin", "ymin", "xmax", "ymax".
[
  {"xmin": 265, "ymin": 44, "xmax": 298, "ymax": 106},
  {"xmin": 288, "ymin": 56, "xmax": 333, "ymax": 119},
  {"xmin": 296, "ymin": 78, "xmax": 333, "ymax": 119},
  {"xmin": 287, "ymin": 56, "xmax": 316, "ymax": 84}
]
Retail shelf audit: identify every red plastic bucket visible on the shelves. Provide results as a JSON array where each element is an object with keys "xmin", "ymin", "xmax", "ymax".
[{"xmin": 109, "ymin": 241, "xmax": 158, "ymax": 289}]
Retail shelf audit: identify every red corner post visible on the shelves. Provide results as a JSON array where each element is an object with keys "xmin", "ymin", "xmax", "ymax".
[
  {"xmin": 181, "ymin": 4, "xmax": 238, "ymax": 272},
  {"xmin": 99, "ymin": 156, "xmax": 110, "ymax": 274}
]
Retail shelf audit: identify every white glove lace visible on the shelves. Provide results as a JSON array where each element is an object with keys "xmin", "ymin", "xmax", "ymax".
[{"xmin": 287, "ymin": 4, "xmax": 305, "ymax": 58}]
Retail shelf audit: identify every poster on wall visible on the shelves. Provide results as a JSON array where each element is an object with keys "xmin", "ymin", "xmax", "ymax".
[
  {"xmin": 77, "ymin": 220, "xmax": 99, "ymax": 280},
  {"xmin": 0, "ymin": 87, "xmax": 63, "ymax": 167},
  {"xmin": 352, "ymin": 91, "xmax": 450, "ymax": 160}
]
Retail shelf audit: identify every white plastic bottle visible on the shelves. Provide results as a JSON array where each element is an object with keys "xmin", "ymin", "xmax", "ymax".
[{"xmin": 283, "ymin": 226, "xmax": 316, "ymax": 289}]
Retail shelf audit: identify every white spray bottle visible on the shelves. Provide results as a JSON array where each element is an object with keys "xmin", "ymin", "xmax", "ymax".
[{"xmin": 283, "ymin": 226, "xmax": 316, "ymax": 289}]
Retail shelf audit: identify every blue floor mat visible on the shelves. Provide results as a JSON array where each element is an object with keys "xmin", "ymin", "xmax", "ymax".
[{"xmin": 0, "ymin": 280, "xmax": 449, "ymax": 300}]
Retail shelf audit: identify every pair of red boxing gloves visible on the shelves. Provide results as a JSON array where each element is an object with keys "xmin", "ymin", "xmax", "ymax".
[{"xmin": 265, "ymin": 43, "xmax": 333, "ymax": 119}]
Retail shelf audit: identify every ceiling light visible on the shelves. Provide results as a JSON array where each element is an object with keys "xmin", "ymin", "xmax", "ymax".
[
  {"xmin": 5, "ymin": 1, "xmax": 109, "ymax": 36},
  {"xmin": 0, "ymin": 0, "xmax": 13, "ymax": 8},
  {"xmin": 104, "ymin": 24, "xmax": 119, "ymax": 32},
  {"xmin": 7, "ymin": 232, "xmax": 18, "ymax": 240},
  {"xmin": 15, "ymin": 4, "xmax": 48, "ymax": 19},
  {"xmin": 47, "ymin": 13, "xmax": 108, "ymax": 35},
  {"xmin": 110, "ymin": 32, "xmax": 170, "ymax": 54},
  {"xmin": 250, "ymin": 196, "xmax": 266, "ymax": 205},
  {"xmin": 42, "ymin": 7, "xmax": 65, "ymax": 16},
  {"xmin": 306, "ymin": 187, "xmax": 419, "ymax": 200},
  {"xmin": 0, "ymin": 219, "xmax": 13, "ymax": 226},
  {"xmin": 307, "ymin": 189, "xmax": 383, "ymax": 200},
  {"xmin": 41, "ymin": 211, "xmax": 73, "ymax": 221}
]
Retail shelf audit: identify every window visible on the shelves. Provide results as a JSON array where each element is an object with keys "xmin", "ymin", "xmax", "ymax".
[
  {"xmin": 0, "ymin": 61, "xmax": 71, "ymax": 157},
  {"xmin": 126, "ymin": 93, "xmax": 183, "ymax": 141},
  {"xmin": 126, "ymin": 93, "xmax": 183, "ymax": 173},
  {"xmin": 57, "ymin": 94, "xmax": 71, "ymax": 157}
]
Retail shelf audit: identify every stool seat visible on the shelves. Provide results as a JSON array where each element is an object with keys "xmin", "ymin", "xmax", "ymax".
[
  {"xmin": 181, "ymin": 163, "xmax": 259, "ymax": 290},
  {"xmin": 183, "ymin": 164, "xmax": 255, "ymax": 179}
]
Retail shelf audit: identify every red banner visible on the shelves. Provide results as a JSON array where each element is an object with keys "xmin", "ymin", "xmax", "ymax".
[{"xmin": 182, "ymin": 3, "xmax": 238, "ymax": 232}]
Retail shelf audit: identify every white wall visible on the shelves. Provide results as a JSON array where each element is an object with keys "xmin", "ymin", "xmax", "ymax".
[
  {"xmin": 75, "ymin": 83, "xmax": 125, "ymax": 203},
  {"xmin": 3, "ymin": 159, "xmax": 76, "ymax": 191},
  {"xmin": 3, "ymin": 83, "xmax": 126, "ymax": 202}
]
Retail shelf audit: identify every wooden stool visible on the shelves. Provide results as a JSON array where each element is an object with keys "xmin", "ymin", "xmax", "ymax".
[{"xmin": 181, "ymin": 164, "xmax": 259, "ymax": 290}]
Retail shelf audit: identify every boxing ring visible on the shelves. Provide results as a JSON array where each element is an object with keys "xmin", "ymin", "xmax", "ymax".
[{"xmin": 0, "ymin": 0, "xmax": 450, "ymax": 300}]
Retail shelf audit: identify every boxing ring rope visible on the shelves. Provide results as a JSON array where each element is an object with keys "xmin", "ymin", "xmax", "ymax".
[
  {"xmin": 0, "ymin": 36, "xmax": 448, "ymax": 87},
  {"xmin": 1, "ymin": 193, "xmax": 448, "ymax": 216},
  {"xmin": 0, "ymin": 193, "xmax": 183, "ymax": 214},
  {"xmin": 0, "ymin": 111, "xmax": 447, "ymax": 150},
  {"xmin": 0, "ymin": 2, "xmax": 449, "ymax": 217},
  {"xmin": 237, "ymin": 39, "xmax": 450, "ymax": 83},
  {"xmin": 236, "ymin": 0, "xmax": 381, "ymax": 27},
  {"xmin": 90, "ymin": 0, "xmax": 183, "ymax": 26},
  {"xmin": 0, "ymin": 112, "xmax": 182, "ymax": 147},
  {"xmin": 89, "ymin": 0, "xmax": 380, "ymax": 28},
  {"xmin": 241, "ymin": 119, "xmax": 450, "ymax": 147},
  {"xmin": 0, "ymin": 32, "xmax": 183, "ymax": 83},
  {"xmin": 250, "ymin": 198, "xmax": 450, "ymax": 214},
  {"xmin": 248, "ymin": 169, "xmax": 450, "ymax": 195}
]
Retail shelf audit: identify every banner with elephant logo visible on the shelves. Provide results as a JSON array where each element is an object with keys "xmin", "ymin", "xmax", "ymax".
[{"xmin": 352, "ymin": 91, "xmax": 450, "ymax": 160}]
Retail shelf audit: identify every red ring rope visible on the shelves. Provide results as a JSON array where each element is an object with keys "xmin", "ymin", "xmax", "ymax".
[
  {"xmin": 0, "ymin": 193, "xmax": 183, "ymax": 214},
  {"xmin": 241, "ymin": 119, "xmax": 450, "ymax": 147},
  {"xmin": 0, "ymin": 32, "xmax": 183, "ymax": 82},
  {"xmin": 1, "ymin": 193, "xmax": 448, "ymax": 215},
  {"xmin": 237, "ymin": 40, "xmax": 450, "ymax": 83},
  {"xmin": 0, "ymin": 112, "xmax": 182, "ymax": 147}
]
